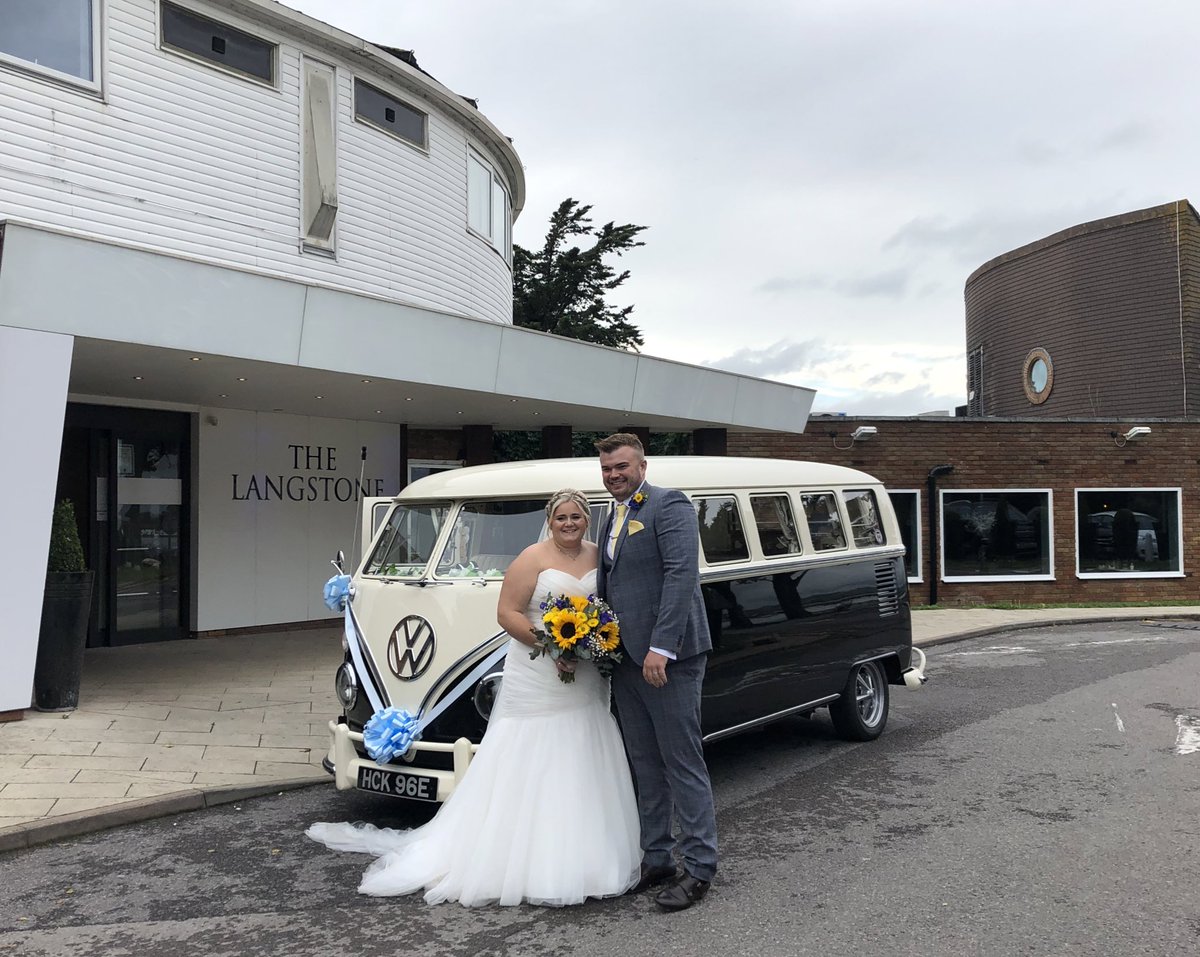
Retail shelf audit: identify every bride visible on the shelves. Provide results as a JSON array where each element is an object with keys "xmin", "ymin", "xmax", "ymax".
[{"xmin": 307, "ymin": 488, "xmax": 641, "ymax": 906}]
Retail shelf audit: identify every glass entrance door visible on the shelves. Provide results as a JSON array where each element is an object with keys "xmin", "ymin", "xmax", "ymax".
[
  {"xmin": 114, "ymin": 434, "xmax": 184, "ymax": 642},
  {"xmin": 60, "ymin": 405, "xmax": 190, "ymax": 646}
]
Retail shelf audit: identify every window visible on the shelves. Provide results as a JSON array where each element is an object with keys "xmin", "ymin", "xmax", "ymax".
[
  {"xmin": 966, "ymin": 345, "xmax": 983, "ymax": 416},
  {"xmin": 801, "ymin": 492, "xmax": 846, "ymax": 551},
  {"xmin": 887, "ymin": 490, "xmax": 922, "ymax": 581},
  {"xmin": 407, "ymin": 460, "xmax": 461, "ymax": 484},
  {"xmin": 1076, "ymin": 489, "xmax": 1182, "ymax": 577},
  {"xmin": 467, "ymin": 153, "xmax": 511, "ymax": 258},
  {"xmin": 750, "ymin": 495, "xmax": 801, "ymax": 557},
  {"xmin": 301, "ymin": 59, "xmax": 338, "ymax": 250},
  {"xmin": 1022, "ymin": 347, "xmax": 1053, "ymax": 405},
  {"xmin": 694, "ymin": 496, "xmax": 749, "ymax": 564},
  {"xmin": 941, "ymin": 490, "xmax": 1052, "ymax": 580},
  {"xmin": 436, "ymin": 500, "xmax": 547, "ymax": 578},
  {"xmin": 354, "ymin": 79, "xmax": 426, "ymax": 148},
  {"xmin": 161, "ymin": 2, "xmax": 276, "ymax": 84},
  {"xmin": 365, "ymin": 503, "xmax": 449, "ymax": 577},
  {"xmin": 0, "ymin": 0, "xmax": 98, "ymax": 86},
  {"xmin": 844, "ymin": 489, "xmax": 886, "ymax": 548}
]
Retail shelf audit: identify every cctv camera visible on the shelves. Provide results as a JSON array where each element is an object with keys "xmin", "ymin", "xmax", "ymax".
[
  {"xmin": 1122, "ymin": 426, "xmax": 1151, "ymax": 441},
  {"xmin": 851, "ymin": 426, "xmax": 877, "ymax": 441}
]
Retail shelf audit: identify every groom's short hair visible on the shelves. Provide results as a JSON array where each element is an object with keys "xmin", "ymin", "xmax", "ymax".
[{"xmin": 594, "ymin": 432, "xmax": 645, "ymax": 457}]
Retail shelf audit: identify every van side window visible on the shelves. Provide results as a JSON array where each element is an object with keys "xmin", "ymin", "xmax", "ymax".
[
  {"xmin": 801, "ymin": 492, "xmax": 846, "ymax": 551},
  {"xmin": 844, "ymin": 489, "xmax": 886, "ymax": 547},
  {"xmin": 750, "ymin": 494, "xmax": 801, "ymax": 557},
  {"xmin": 693, "ymin": 496, "xmax": 750, "ymax": 563}
]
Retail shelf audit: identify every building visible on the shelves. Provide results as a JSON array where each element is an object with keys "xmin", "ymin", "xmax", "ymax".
[
  {"xmin": 965, "ymin": 199, "xmax": 1200, "ymax": 419},
  {"xmin": 0, "ymin": 0, "xmax": 814, "ymax": 718}
]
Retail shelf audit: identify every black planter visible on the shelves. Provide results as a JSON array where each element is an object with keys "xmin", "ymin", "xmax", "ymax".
[{"xmin": 34, "ymin": 571, "xmax": 95, "ymax": 712}]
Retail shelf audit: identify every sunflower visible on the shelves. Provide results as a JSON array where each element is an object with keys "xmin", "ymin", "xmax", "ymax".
[
  {"xmin": 569, "ymin": 595, "xmax": 591, "ymax": 614},
  {"xmin": 593, "ymin": 620, "xmax": 620, "ymax": 653},
  {"xmin": 543, "ymin": 608, "xmax": 591, "ymax": 649}
]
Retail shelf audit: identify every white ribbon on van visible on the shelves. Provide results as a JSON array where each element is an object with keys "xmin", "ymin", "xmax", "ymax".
[{"xmin": 347, "ymin": 608, "xmax": 509, "ymax": 764}]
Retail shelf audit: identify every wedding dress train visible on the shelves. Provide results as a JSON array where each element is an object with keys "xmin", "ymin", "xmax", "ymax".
[{"xmin": 306, "ymin": 568, "xmax": 641, "ymax": 906}]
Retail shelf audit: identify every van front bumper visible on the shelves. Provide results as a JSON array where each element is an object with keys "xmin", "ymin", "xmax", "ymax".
[{"xmin": 325, "ymin": 719, "xmax": 479, "ymax": 803}]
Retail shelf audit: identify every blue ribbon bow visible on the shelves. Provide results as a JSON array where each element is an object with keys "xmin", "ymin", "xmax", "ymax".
[
  {"xmin": 323, "ymin": 573, "xmax": 352, "ymax": 612},
  {"xmin": 363, "ymin": 707, "xmax": 421, "ymax": 764}
]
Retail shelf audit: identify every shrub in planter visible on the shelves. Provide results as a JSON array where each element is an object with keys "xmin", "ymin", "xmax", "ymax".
[{"xmin": 34, "ymin": 499, "xmax": 95, "ymax": 712}]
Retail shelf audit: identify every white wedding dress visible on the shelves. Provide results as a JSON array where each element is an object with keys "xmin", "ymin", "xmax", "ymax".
[{"xmin": 306, "ymin": 568, "xmax": 641, "ymax": 906}]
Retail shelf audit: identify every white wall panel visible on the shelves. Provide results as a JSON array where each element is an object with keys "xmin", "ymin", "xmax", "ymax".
[
  {"xmin": 0, "ymin": 0, "xmax": 514, "ymax": 326},
  {"xmin": 0, "ymin": 329, "xmax": 74, "ymax": 712},
  {"xmin": 196, "ymin": 408, "xmax": 400, "ymax": 631}
]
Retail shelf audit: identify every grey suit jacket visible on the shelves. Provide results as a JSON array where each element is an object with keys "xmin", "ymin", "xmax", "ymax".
[{"xmin": 596, "ymin": 482, "xmax": 712, "ymax": 665}]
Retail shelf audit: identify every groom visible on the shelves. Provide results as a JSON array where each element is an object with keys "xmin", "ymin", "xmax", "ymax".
[{"xmin": 594, "ymin": 433, "xmax": 718, "ymax": 911}]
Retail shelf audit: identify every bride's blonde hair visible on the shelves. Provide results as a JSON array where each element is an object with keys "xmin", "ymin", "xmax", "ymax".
[{"xmin": 545, "ymin": 488, "xmax": 590, "ymax": 523}]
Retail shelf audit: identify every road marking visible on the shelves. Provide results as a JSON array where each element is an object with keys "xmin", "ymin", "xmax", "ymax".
[
  {"xmin": 1063, "ymin": 636, "xmax": 1176, "ymax": 647},
  {"xmin": 1175, "ymin": 715, "xmax": 1200, "ymax": 755},
  {"xmin": 943, "ymin": 645, "xmax": 1036, "ymax": 657},
  {"xmin": 1112, "ymin": 703, "xmax": 1125, "ymax": 733}
]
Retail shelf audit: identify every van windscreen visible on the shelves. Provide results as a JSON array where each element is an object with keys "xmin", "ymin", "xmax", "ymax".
[
  {"xmin": 436, "ymin": 499, "xmax": 547, "ymax": 578},
  {"xmin": 365, "ymin": 503, "xmax": 449, "ymax": 577}
]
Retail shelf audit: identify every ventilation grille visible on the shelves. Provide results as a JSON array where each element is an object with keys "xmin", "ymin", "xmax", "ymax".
[{"xmin": 875, "ymin": 560, "xmax": 900, "ymax": 617}]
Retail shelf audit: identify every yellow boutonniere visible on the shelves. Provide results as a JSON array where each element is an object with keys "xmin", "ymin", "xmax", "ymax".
[{"xmin": 630, "ymin": 491, "xmax": 647, "ymax": 510}]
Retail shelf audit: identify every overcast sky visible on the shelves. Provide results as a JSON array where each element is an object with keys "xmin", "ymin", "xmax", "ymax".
[{"xmin": 283, "ymin": 0, "xmax": 1197, "ymax": 416}]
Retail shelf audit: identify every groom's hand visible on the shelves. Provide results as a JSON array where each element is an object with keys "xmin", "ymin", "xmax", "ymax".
[{"xmin": 643, "ymin": 650, "xmax": 669, "ymax": 688}]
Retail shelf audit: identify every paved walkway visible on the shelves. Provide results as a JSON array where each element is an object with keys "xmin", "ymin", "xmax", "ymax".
[{"xmin": 2, "ymin": 606, "xmax": 1197, "ymax": 851}]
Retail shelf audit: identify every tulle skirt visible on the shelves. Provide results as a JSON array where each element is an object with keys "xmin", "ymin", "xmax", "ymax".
[{"xmin": 307, "ymin": 640, "xmax": 641, "ymax": 907}]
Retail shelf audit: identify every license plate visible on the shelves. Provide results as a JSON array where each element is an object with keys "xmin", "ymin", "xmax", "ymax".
[{"xmin": 356, "ymin": 765, "xmax": 438, "ymax": 801}]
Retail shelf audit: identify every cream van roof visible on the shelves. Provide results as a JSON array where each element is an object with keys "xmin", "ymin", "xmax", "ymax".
[{"xmin": 398, "ymin": 456, "xmax": 882, "ymax": 500}]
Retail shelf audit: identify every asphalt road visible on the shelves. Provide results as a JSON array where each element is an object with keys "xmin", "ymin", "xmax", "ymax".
[{"xmin": 2, "ymin": 620, "xmax": 1199, "ymax": 957}]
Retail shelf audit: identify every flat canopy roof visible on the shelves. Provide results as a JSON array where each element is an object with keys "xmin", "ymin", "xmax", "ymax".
[{"xmin": 0, "ymin": 222, "xmax": 815, "ymax": 433}]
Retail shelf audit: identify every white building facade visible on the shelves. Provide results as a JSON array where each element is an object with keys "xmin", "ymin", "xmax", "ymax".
[{"xmin": 0, "ymin": 0, "xmax": 814, "ymax": 717}]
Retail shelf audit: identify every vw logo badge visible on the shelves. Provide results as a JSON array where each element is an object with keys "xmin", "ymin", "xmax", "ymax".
[{"xmin": 387, "ymin": 615, "xmax": 436, "ymax": 681}]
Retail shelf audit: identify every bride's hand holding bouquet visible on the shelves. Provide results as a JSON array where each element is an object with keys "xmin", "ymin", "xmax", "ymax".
[{"xmin": 530, "ymin": 593, "xmax": 623, "ymax": 683}]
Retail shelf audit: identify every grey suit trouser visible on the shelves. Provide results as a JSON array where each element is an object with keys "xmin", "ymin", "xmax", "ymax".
[{"xmin": 612, "ymin": 653, "xmax": 718, "ymax": 882}]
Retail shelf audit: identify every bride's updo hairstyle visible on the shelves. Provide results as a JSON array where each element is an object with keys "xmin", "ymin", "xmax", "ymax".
[{"xmin": 545, "ymin": 488, "xmax": 590, "ymax": 524}]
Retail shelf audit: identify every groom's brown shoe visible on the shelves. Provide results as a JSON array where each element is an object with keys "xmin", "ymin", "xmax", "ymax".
[
  {"xmin": 654, "ymin": 873, "xmax": 710, "ymax": 911},
  {"xmin": 630, "ymin": 863, "xmax": 677, "ymax": 894}
]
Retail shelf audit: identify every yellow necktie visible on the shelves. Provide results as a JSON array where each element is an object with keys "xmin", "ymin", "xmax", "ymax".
[{"xmin": 609, "ymin": 502, "xmax": 628, "ymax": 557}]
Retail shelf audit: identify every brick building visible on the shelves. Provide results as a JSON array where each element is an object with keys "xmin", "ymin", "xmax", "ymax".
[{"xmin": 731, "ymin": 417, "xmax": 1196, "ymax": 608}]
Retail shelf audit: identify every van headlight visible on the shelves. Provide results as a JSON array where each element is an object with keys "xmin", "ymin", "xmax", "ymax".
[
  {"xmin": 473, "ymin": 672, "xmax": 504, "ymax": 720},
  {"xmin": 335, "ymin": 662, "xmax": 358, "ymax": 711}
]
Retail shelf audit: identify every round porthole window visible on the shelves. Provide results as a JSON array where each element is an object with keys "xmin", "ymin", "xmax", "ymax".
[{"xmin": 1022, "ymin": 348, "xmax": 1053, "ymax": 404}]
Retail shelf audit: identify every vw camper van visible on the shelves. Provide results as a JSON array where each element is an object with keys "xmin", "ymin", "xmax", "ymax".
[{"xmin": 322, "ymin": 456, "xmax": 922, "ymax": 803}]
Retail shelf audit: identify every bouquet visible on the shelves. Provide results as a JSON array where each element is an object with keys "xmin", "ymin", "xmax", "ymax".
[{"xmin": 530, "ymin": 592, "xmax": 623, "ymax": 683}]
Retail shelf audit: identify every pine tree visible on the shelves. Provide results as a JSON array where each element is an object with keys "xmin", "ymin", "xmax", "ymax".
[{"xmin": 513, "ymin": 198, "xmax": 646, "ymax": 350}]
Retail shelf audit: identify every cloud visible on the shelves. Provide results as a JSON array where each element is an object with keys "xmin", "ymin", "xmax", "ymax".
[
  {"xmin": 811, "ymin": 384, "xmax": 962, "ymax": 418},
  {"xmin": 702, "ymin": 339, "xmax": 843, "ymax": 378},
  {"xmin": 757, "ymin": 268, "xmax": 911, "ymax": 299}
]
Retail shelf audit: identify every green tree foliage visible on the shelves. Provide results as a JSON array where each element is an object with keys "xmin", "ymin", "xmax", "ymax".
[
  {"xmin": 513, "ymin": 198, "xmax": 647, "ymax": 350},
  {"xmin": 47, "ymin": 499, "xmax": 87, "ymax": 574}
]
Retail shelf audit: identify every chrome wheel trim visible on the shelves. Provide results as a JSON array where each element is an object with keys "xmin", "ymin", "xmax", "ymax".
[{"xmin": 854, "ymin": 661, "xmax": 886, "ymax": 728}]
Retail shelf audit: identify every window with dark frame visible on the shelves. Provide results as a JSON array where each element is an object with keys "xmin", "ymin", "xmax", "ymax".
[
  {"xmin": 160, "ymin": 1, "xmax": 275, "ymax": 83},
  {"xmin": 354, "ymin": 79, "xmax": 426, "ymax": 148}
]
